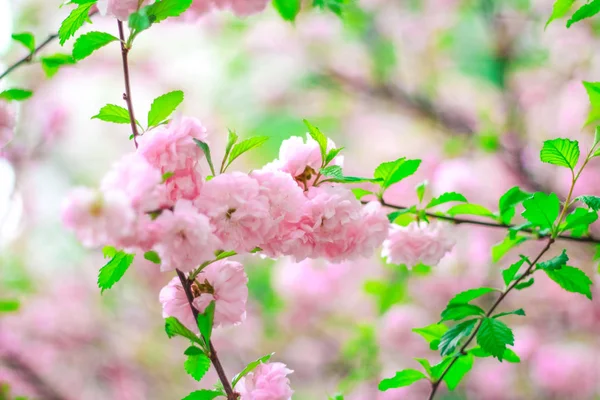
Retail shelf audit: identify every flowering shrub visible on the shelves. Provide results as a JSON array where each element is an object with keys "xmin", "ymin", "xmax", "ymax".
[{"xmin": 2, "ymin": 0, "xmax": 600, "ymax": 399}]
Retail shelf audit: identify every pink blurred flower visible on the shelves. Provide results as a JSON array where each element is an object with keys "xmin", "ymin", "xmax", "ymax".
[
  {"xmin": 192, "ymin": 260, "xmax": 248, "ymax": 328},
  {"xmin": 152, "ymin": 200, "xmax": 221, "ymax": 272},
  {"xmin": 378, "ymin": 305, "xmax": 430, "ymax": 355},
  {"xmin": 97, "ymin": 0, "xmax": 149, "ymax": 21},
  {"xmin": 216, "ymin": 0, "xmax": 269, "ymax": 16},
  {"xmin": 237, "ymin": 362, "xmax": 293, "ymax": 400},
  {"xmin": 159, "ymin": 276, "xmax": 197, "ymax": 332},
  {"xmin": 382, "ymin": 222, "xmax": 454, "ymax": 267},
  {"xmin": 195, "ymin": 172, "xmax": 273, "ymax": 253},
  {"xmin": 61, "ymin": 187, "xmax": 135, "ymax": 248},
  {"xmin": 0, "ymin": 99, "xmax": 16, "ymax": 148}
]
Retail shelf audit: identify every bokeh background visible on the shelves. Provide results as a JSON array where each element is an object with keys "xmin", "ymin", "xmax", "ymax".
[{"xmin": 2, "ymin": 0, "xmax": 600, "ymax": 399}]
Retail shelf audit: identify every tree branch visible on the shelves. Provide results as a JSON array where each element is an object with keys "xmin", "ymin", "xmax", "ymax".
[{"xmin": 117, "ymin": 21, "xmax": 140, "ymax": 148}]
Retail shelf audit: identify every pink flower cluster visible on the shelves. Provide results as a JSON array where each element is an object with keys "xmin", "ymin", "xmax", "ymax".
[
  {"xmin": 0, "ymin": 100, "xmax": 16, "ymax": 148},
  {"xmin": 184, "ymin": 0, "xmax": 269, "ymax": 19},
  {"xmin": 97, "ymin": 0, "xmax": 150, "ymax": 21},
  {"xmin": 237, "ymin": 362, "xmax": 294, "ymax": 400},
  {"xmin": 382, "ymin": 221, "xmax": 455, "ymax": 267}
]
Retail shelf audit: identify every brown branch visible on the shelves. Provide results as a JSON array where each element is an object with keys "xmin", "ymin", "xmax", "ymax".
[
  {"xmin": 378, "ymin": 200, "xmax": 600, "ymax": 244},
  {"xmin": 428, "ymin": 238, "xmax": 554, "ymax": 400},
  {"xmin": 175, "ymin": 269, "xmax": 237, "ymax": 400},
  {"xmin": 0, "ymin": 352, "xmax": 68, "ymax": 400},
  {"xmin": 116, "ymin": 21, "xmax": 140, "ymax": 148}
]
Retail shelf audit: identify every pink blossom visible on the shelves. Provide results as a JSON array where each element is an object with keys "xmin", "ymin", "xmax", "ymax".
[
  {"xmin": 378, "ymin": 305, "xmax": 430, "ymax": 355},
  {"xmin": 97, "ymin": 0, "xmax": 149, "ymax": 20},
  {"xmin": 162, "ymin": 163, "xmax": 204, "ymax": 205},
  {"xmin": 194, "ymin": 172, "xmax": 273, "ymax": 253},
  {"xmin": 192, "ymin": 260, "xmax": 248, "ymax": 328},
  {"xmin": 215, "ymin": 0, "xmax": 269, "ymax": 16},
  {"xmin": 0, "ymin": 100, "xmax": 16, "ymax": 148},
  {"xmin": 237, "ymin": 362, "xmax": 293, "ymax": 400},
  {"xmin": 382, "ymin": 222, "xmax": 455, "ymax": 267},
  {"xmin": 152, "ymin": 200, "xmax": 221, "ymax": 272},
  {"xmin": 159, "ymin": 276, "xmax": 198, "ymax": 332},
  {"xmin": 61, "ymin": 187, "xmax": 135, "ymax": 248}
]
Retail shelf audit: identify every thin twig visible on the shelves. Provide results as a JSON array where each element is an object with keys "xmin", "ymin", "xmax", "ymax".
[
  {"xmin": 428, "ymin": 238, "xmax": 555, "ymax": 400},
  {"xmin": 0, "ymin": 352, "xmax": 69, "ymax": 400},
  {"xmin": 116, "ymin": 21, "xmax": 140, "ymax": 148}
]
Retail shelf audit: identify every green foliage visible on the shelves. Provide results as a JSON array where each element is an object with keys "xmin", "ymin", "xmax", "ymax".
[
  {"xmin": 447, "ymin": 287, "xmax": 498, "ymax": 306},
  {"xmin": 545, "ymin": 265, "xmax": 593, "ymax": 299},
  {"xmin": 0, "ymin": 89, "xmax": 33, "ymax": 101},
  {"xmin": 415, "ymin": 181, "xmax": 427, "ymax": 203},
  {"xmin": 374, "ymin": 158, "xmax": 421, "ymax": 190},
  {"xmin": 567, "ymin": 0, "xmax": 600, "ymax": 27},
  {"xmin": 184, "ymin": 346, "xmax": 211, "ymax": 381},
  {"xmin": 502, "ymin": 256, "xmax": 528, "ymax": 285},
  {"xmin": 143, "ymin": 251, "xmax": 161, "ymax": 264},
  {"xmin": 196, "ymin": 301, "xmax": 215, "ymax": 346},
  {"xmin": 164, "ymin": 316, "xmax": 203, "ymax": 345},
  {"xmin": 320, "ymin": 165, "xmax": 381, "ymax": 184},
  {"xmin": 443, "ymin": 353, "xmax": 473, "ymax": 391},
  {"xmin": 514, "ymin": 277, "xmax": 535, "ymax": 290},
  {"xmin": 193, "ymin": 139, "xmax": 216, "ymax": 176},
  {"xmin": 412, "ymin": 323, "xmax": 448, "ymax": 347},
  {"xmin": 562, "ymin": 208, "xmax": 598, "ymax": 235},
  {"xmin": 351, "ymin": 188, "xmax": 372, "ymax": 200},
  {"xmin": 440, "ymin": 304, "xmax": 485, "ymax": 322},
  {"xmin": 58, "ymin": 2, "xmax": 95, "ymax": 45},
  {"xmin": 577, "ymin": 195, "xmax": 600, "ymax": 211},
  {"xmin": 446, "ymin": 203, "xmax": 496, "ymax": 218},
  {"xmin": 537, "ymin": 250, "xmax": 569, "ymax": 271},
  {"xmin": 378, "ymin": 369, "xmax": 426, "ymax": 391},
  {"xmin": 328, "ymin": 394, "xmax": 345, "ymax": 400},
  {"xmin": 0, "ymin": 299, "xmax": 20, "ymax": 313},
  {"xmin": 540, "ymin": 138, "xmax": 580, "ymax": 170},
  {"xmin": 11, "ymin": 32, "xmax": 35, "ymax": 52},
  {"xmin": 476, "ymin": 317, "xmax": 514, "ymax": 360},
  {"xmin": 493, "ymin": 309, "xmax": 526, "ymax": 319},
  {"xmin": 40, "ymin": 53, "xmax": 76, "ymax": 77},
  {"xmin": 72, "ymin": 31, "xmax": 118, "ymax": 60},
  {"xmin": 325, "ymin": 147, "xmax": 344, "ymax": 165},
  {"xmin": 469, "ymin": 347, "xmax": 521, "ymax": 363},
  {"xmin": 339, "ymin": 325, "xmax": 380, "ymax": 390},
  {"xmin": 273, "ymin": 0, "xmax": 301, "ymax": 21},
  {"xmin": 546, "ymin": 0, "xmax": 576, "ymax": 27},
  {"xmin": 498, "ymin": 186, "xmax": 531, "ymax": 224},
  {"xmin": 92, "ymin": 104, "xmax": 132, "ymax": 124},
  {"xmin": 221, "ymin": 130, "xmax": 238, "ymax": 173},
  {"xmin": 226, "ymin": 136, "xmax": 270, "ymax": 169},
  {"xmin": 129, "ymin": 9, "xmax": 151, "ymax": 31},
  {"xmin": 583, "ymin": 81, "xmax": 600, "ymax": 126},
  {"xmin": 492, "ymin": 235, "xmax": 528, "ymax": 263},
  {"xmin": 425, "ymin": 192, "xmax": 467, "ymax": 209},
  {"xmin": 521, "ymin": 192, "xmax": 560, "ymax": 230},
  {"xmin": 182, "ymin": 390, "xmax": 222, "ymax": 400},
  {"xmin": 313, "ymin": 0, "xmax": 350, "ymax": 16},
  {"xmin": 439, "ymin": 319, "xmax": 477, "ymax": 356},
  {"xmin": 97, "ymin": 248, "xmax": 135, "ymax": 293},
  {"xmin": 303, "ymin": 119, "xmax": 328, "ymax": 165},
  {"xmin": 231, "ymin": 353, "xmax": 274, "ymax": 387},
  {"xmin": 147, "ymin": 90, "xmax": 184, "ymax": 127},
  {"xmin": 145, "ymin": 0, "xmax": 194, "ymax": 23}
]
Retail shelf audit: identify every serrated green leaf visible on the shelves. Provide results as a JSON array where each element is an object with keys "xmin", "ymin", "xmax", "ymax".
[
  {"xmin": 197, "ymin": 301, "xmax": 215, "ymax": 346},
  {"xmin": 40, "ymin": 53, "xmax": 76, "ymax": 77},
  {"xmin": 374, "ymin": 158, "xmax": 421, "ymax": 189},
  {"xmin": 273, "ymin": 0, "xmax": 301, "ymax": 21},
  {"xmin": 227, "ymin": 136, "xmax": 269, "ymax": 168},
  {"xmin": 325, "ymin": 147, "xmax": 344, "ymax": 166},
  {"xmin": 72, "ymin": 31, "xmax": 118, "ymax": 60},
  {"xmin": 443, "ymin": 353, "xmax": 473, "ymax": 391},
  {"xmin": 426, "ymin": 192, "xmax": 467, "ymax": 209},
  {"xmin": 0, "ymin": 89, "xmax": 33, "ymax": 101},
  {"xmin": 351, "ymin": 188, "xmax": 372, "ymax": 200},
  {"xmin": 97, "ymin": 250, "xmax": 135, "ymax": 293},
  {"xmin": 58, "ymin": 2, "xmax": 95, "ymax": 45},
  {"xmin": 446, "ymin": 203, "xmax": 496, "ymax": 218},
  {"xmin": 193, "ymin": 139, "xmax": 216, "ymax": 176},
  {"xmin": 546, "ymin": 0, "xmax": 576, "ymax": 28},
  {"xmin": 498, "ymin": 186, "xmax": 532, "ymax": 224},
  {"xmin": 521, "ymin": 192, "xmax": 560, "ymax": 229},
  {"xmin": 514, "ymin": 277, "xmax": 535, "ymax": 290},
  {"xmin": 414, "ymin": 358, "xmax": 432, "ymax": 377},
  {"xmin": 439, "ymin": 319, "xmax": 477, "ymax": 357},
  {"xmin": 147, "ymin": 91, "xmax": 184, "ymax": 127},
  {"xmin": 545, "ymin": 265, "xmax": 593, "ymax": 299},
  {"xmin": 412, "ymin": 323, "xmax": 448, "ymax": 344},
  {"xmin": 221, "ymin": 130, "xmax": 238, "ymax": 173},
  {"xmin": 320, "ymin": 165, "xmax": 343, "ymax": 179},
  {"xmin": 502, "ymin": 257, "xmax": 528, "ymax": 285},
  {"xmin": 11, "ymin": 32, "xmax": 35, "ymax": 52},
  {"xmin": 448, "ymin": 287, "xmax": 498, "ymax": 306},
  {"xmin": 562, "ymin": 208, "xmax": 598, "ymax": 235},
  {"xmin": 537, "ymin": 250, "xmax": 569, "ymax": 271},
  {"xmin": 144, "ymin": 251, "xmax": 161, "ymax": 264},
  {"xmin": 583, "ymin": 81, "xmax": 600, "ymax": 126},
  {"xmin": 145, "ymin": 0, "xmax": 193, "ymax": 23},
  {"xmin": 303, "ymin": 119, "xmax": 328, "ymax": 165},
  {"xmin": 416, "ymin": 181, "xmax": 428, "ymax": 203},
  {"xmin": 567, "ymin": 0, "xmax": 600, "ymax": 27},
  {"xmin": 440, "ymin": 304, "xmax": 485, "ymax": 322},
  {"xmin": 577, "ymin": 195, "xmax": 600, "ymax": 211},
  {"xmin": 164, "ymin": 316, "xmax": 203, "ymax": 344},
  {"xmin": 184, "ymin": 348, "xmax": 211, "ymax": 381},
  {"xmin": 378, "ymin": 369, "xmax": 426, "ymax": 391},
  {"xmin": 232, "ymin": 353, "xmax": 274, "ymax": 388},
  {"xmin": 0, "ymin": 299, "xmax": 20, "ymax": 313},
  {"xmin": 92, "ymin": 104, "xmax": 131, "ymax": 124},
  {"xmin": 476, "ymin": 318, "xmax": 514, "ymax": 360},
  {"xmin": 469, "ymin": 347, "xmax": 521, "ymax": 363},
  {"xmin": 492, "ymin": 235, "xmax": 528, "ymax": 263},
  {"xmin": 182, "ymin": 390, "xmax": 222, "ymax": 400},
  {"xmin": 540, "ymin": 138, "xmax": 580, "ymax": 170},
  {"xmin": 492, "ymin": 309, "xmax": 526, "ymax": 318},
  {"xmin": 215, "ymin": 250, "xmax": 237, "ymax": 260},
  {"xmin": 430, "ymin": 357, "xmax": 452, "ymax": 380}
]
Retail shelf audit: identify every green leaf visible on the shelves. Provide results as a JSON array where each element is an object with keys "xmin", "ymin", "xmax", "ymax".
[
  {"xmin": 143, "ymin": 251, "xmax": 161, "ymax": 264},
  {"xmin": 446, "ymin": 203, "xmax": 496, "ymax": 218},
  {"xmin": 351, "ymin": 188, "xmax": 372, "ymax": 200},
  {"xmin": 378, "ymin": 369, "xmax": 426, "ymax": 391},
  {"xmin": 72, "ymin": 31, "xmax": 118, "ymax": 60},
  {"xmin": 416, "ymin": 181, "xmax": 428, "ymax": 203},
  {"xmin": 182, "ymin": 390, "xmax": 222, "ymax": 400},
  {"xmin": 492, "ymin": 236, "xmax": 528, "ymax": 263},
  {"xmin": 521, "ymin": 192, "xmax": 560, "ymax": 229},
  {"xmin": 374, "ymin": 158, "xmax": 422, "ymax": 189},
  {"xmin": 303, "ymin": 119, "xmax": 328, "ymax": 165},
  {"xmin": 231, "ymin": 353, "xmax": 274, "ymax": 388},
  {"xmin": 0, "ymin": 299, "xmax": 20, "ymax": 313},
  {"xmin": 97, "ymin": 250, "xmax": 135, "ymax": 293},
  {"xmin": 196, "ymin": 301, "xmax": 215, "ymax": 346},
  {"xmin": 320, "ymin": 165, "xmax": 343, "ymax": 179},
  {"xmin": 0, "ymin": 89, "xmax": 33, "ymax": 101},
  {"xmin": 448, "ymin": 287, "xmax": 498, "ymax": 306},
  {"xmin": 273, "ymin": 0, "xmax": 301, "ymax": 21},
  {"xmin": 430, "ymin": 358, "xmax": 452, "ymax": 380},
  {"xmin": 545, "ymin": 265, "xmax": 593, "ymax": 299},
  {"xmin": 58, "ymin": 2, "xmax": 95, "ymax": 45},
  {"xmin": 11, "ymin": 32, "xmax": 35, "ymax": 52},
  {"xmin": 514, "ymin": 277, "xmax": 535, "ymax": 290},
  {"xmin": 215, "ymin": 250, "xmax": 237, "ymax": 260},
  {"xmin": 567, "ymin": 0, "xmax": 600, "ymax": 27},
  {"xmin": 92, "ymin": 104, "xmax": 131, "ymax": 124},
  {"xmin": 443, "ymin": 353, "xmax": 473, "ymax": 391},
  {"xmin": 414, "ymin": 358, "xmax": 432, "ymax": 377},
  {"xmin": 147, "ymin": 90, "xmax": 184, "ymax": 127},
  {"xmin": 193, "ymin": 139, "xmax": 216, "ymax": 176},
  {"xmin": 426, "ymin": 192, "xmax": 468, "ymax": 209},
  {"xmin": 562, "ymin": 208, "xmax": 598, "ymax": 235},
  {"xmin": 502, "ymin": 256, "xmax": 528, "ymax": 285},
  {"xmin": 577, "ymin": 195, "xmax": 600, "ymax": 211},
  {"xmin": 40, "ymin": 53, "xmax": 76, "ymax": 77},
  {"xmin": 440, "ymin": 304, "xmax": 485, "ymax": 322},
  {"xmin": 129, "ymin": 9, "xmax": 151, "ymax": 31},
  {"xmin": 540, "ymin": 138, "xmax": 580, "ymax": 170},
  {"xmin": 145, "ymin": 0, "xmax": 194, "ymax": 23},
  {"xmin": 439, "ymin": 319, "xmax": 477, "ymax": 357},
  {"xmin": 582, "ymin": 81, "xmax": 600, "ymax": 126},
  {"xmin": 412, "ymin": 323, "xmax": 448, "ymax": 344},
  {"xmin": 164, "ymin": 316, "xmax": 203, "ymax": 345},
  {"xmin": 184, "ymin": 347, "xmax": 211, "ymax": 381},
  {"xmin": 493, "ymin": 309, "xmax": 526, "ymax": 319},
  {"xmin": 469, "ymin": 347, "xmax": 521, "ymax": 363},
  {"xmin": 476, "ymin": 317, "xmax": 514, "ymax": 360},
  {"xmin": 546, "ymin": 0, "xmax": 576, "ymax": 28},
  {"xmin": 221, "ymin": 130, "xmax": 238, "ymax": 173},
  {"xmin": 537, "ymin": 250, "xmax": 569, "ymax": 271},
  {"xmin": 498, "ymin": 186, "xmax": 532, "ymax": 224},
  {"xmin": 325, "ymin": 147, "xmax": 344, "ymax": 166},
  {"xmin": 227, "ymin": 136, "xmax": 269, "ymax": 168}
]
